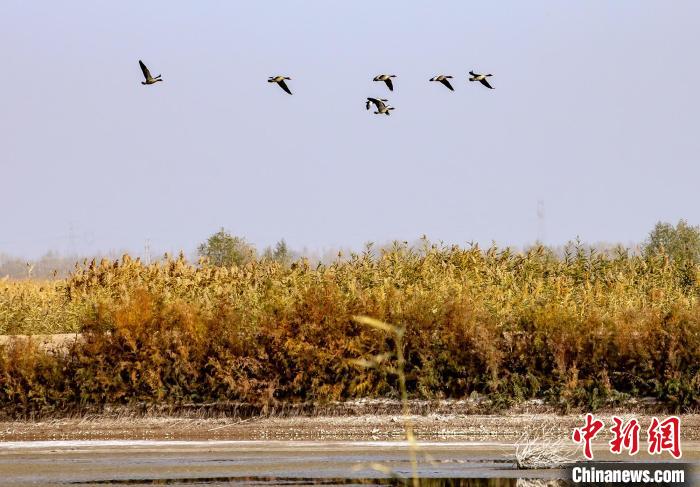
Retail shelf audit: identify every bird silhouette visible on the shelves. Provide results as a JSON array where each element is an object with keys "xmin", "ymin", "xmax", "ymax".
[
  {"xmin": 139, "ymin": 60, "xmax": 162, "ymax": 85},
  {"xmin": 373, "ymin": 74, "xmax": 397, "ymax": 91},
  {"xmin": 469, "ymin": 71, "xmax": 495, "ymax": 89},
  {"xmin": 366, "ymin": 97, "xmax": 394, "ymax": 115},
  {"xmin": 429, "ymin": 75, "xmax": 454, "ymax": 91},
  {"xmin": 268, "ymin": 76, "xmax": 293, "ymax": 95}
]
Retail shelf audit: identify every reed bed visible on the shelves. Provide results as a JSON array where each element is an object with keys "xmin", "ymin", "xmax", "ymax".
[{"xmin": 0, "ymin": 242, "xmax": 698, "ymax": 418}]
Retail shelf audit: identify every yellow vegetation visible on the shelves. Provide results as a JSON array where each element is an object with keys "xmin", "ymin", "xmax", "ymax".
[{"xmin": 0, "ymin": 242, "xmax": 698, "ymax": 416}]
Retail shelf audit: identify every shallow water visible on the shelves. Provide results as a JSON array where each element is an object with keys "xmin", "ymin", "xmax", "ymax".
[
  {"xmin": 0, "ymin": 440, "xmax": 571, "ymax": 486},
  {"xmin": 71, "ymin": 477, "xmax": 565, "ymax": 486}
]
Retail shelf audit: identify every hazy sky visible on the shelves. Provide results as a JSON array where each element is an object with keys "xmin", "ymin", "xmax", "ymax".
[{"xmin": 1, "ymin": 1, "xmax": 699, "ymax": 258}]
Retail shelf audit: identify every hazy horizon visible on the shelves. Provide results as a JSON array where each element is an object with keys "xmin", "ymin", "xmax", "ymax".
[{"xmin": 2, "ymin": 1, "xmax": 699, "ymax": 259}]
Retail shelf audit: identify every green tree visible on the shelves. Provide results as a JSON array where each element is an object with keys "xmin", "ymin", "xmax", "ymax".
[
  {"xmin": 197, "ymin": 228, "xmax": 256, "ymax": 266},
  {"xmin": 643, "ymin": 219, "xmax": 700, "ymax": 264},
  {"xmin": 262, "ymin": 239, "xmax": 293, "ymax": 266}
]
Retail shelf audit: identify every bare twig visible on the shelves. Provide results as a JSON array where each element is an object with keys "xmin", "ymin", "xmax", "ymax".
[{"xmin": 514, "ymin": 423, "xmax": 577, "ymax": 469}]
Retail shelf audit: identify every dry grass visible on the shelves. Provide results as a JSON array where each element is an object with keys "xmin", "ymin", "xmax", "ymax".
[
  {"xmin": 514, "ymin": 423, "xmax": 577, "ymax": 469},
  {"xmin": 516, "ymin": 480, "xmax": 569, "ymax": 487},
  {"xmin": 2, "ymin": 243, "xmax": 698, "ymax": 336},
  {"xmin": 352, "ymin": 316, "xmax": 420, "ymax": 486},
  {"xmin": 0, "ymin": 242, "xmax": 699, "ymax": 417}
]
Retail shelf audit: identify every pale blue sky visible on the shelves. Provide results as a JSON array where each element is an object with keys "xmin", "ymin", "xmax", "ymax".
[{"xmin": 1, "ymin": 1, "xmax": 699, "ymax": 258}]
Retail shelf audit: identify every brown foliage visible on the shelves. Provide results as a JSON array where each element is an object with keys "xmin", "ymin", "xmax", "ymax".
[{"xmin": 0, "ymin": 243, "xmax": 699, "ymax": 417}]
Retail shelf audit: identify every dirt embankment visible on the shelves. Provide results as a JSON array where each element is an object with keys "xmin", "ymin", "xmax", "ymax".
[{"xmin": 2, "ymin": 411, "xmax": 700, "ymax": 444}]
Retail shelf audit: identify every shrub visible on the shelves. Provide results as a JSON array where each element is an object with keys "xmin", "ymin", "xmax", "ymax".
[{"xmin": 0, "ymin": 242, "xmax": 699, "ymax": 417}]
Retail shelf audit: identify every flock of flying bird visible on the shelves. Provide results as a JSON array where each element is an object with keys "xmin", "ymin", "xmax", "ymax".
[{"xmin": 138, "ymin": 60, "xmax": 495, "ymax": 116}]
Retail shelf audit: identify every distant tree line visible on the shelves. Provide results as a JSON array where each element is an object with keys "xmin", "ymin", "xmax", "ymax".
[
  {"xmin": 197, "ymin": 219, "xmax": 700, "ymax": 268},
  {"xmin": 2, "ymin": 220, "xmax": 699, "ymax": 279},
  {"xmin": 0, "ymin": 252, "xmax": 107, "ymax": 280},
  {"xmin": 196, "ymin": 228, "xmax": 295, "ymax": 267},
  {"xmin": 643, "ymin": 219, "xmax": 700, "ymax": 264}
]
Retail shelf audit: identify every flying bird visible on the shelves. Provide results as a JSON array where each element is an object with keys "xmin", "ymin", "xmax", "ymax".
[
  {"xmin": 373, "ymin": 74, "xmax": 396, "ymax": 91},
  {"xmin": 139, "ymin": 60, "xmax": 162, "ymax": 85},
  {"xmin": 268, "ymin": 76, "xmax": 293, "ymax": 95},
  {"xmin": 366, "ymin": 97, "xmax": 394, "ymax": 115},
  {"xmin": 366, "ymin": 97, "xmax": 387, "ymax": 110},
  {"xmin": 469, "ymin": 71, "xmax": 494, "ymax": 89},
  {"xmin": 429, "ymin": 75, "xmax": 454, "ymax": 91}
]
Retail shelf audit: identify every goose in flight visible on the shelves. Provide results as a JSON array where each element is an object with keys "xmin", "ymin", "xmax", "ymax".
[
  {"xmin": 373, "ymin": 74, "xmax": 396, "ymax": 91},
  {"xmin": 429, "ymin": 75, "xmax": 454, "ymax": 91},
  {"xmin": 366, "ymin": 97, "xmax": 394, "ymax": 115},
  {"xmin": 268, "ymin": 76, "xmax": 293, "ymax": 95},
  {"xmin": 139, "ymin": 60, "xmax": 162, "ymax": 85},
  {"xmin": 469, "ymin": 71, "xmax": 494, "ymax": 89}
]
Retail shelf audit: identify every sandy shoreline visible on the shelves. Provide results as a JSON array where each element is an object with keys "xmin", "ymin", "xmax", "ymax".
[
  {"xmin": 2, "ymin": 414, "xmax": 698, "ymax": 484},
  {"xmin": 2, "ymin": 413, "xmax": 700, "ymax": 445}
]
